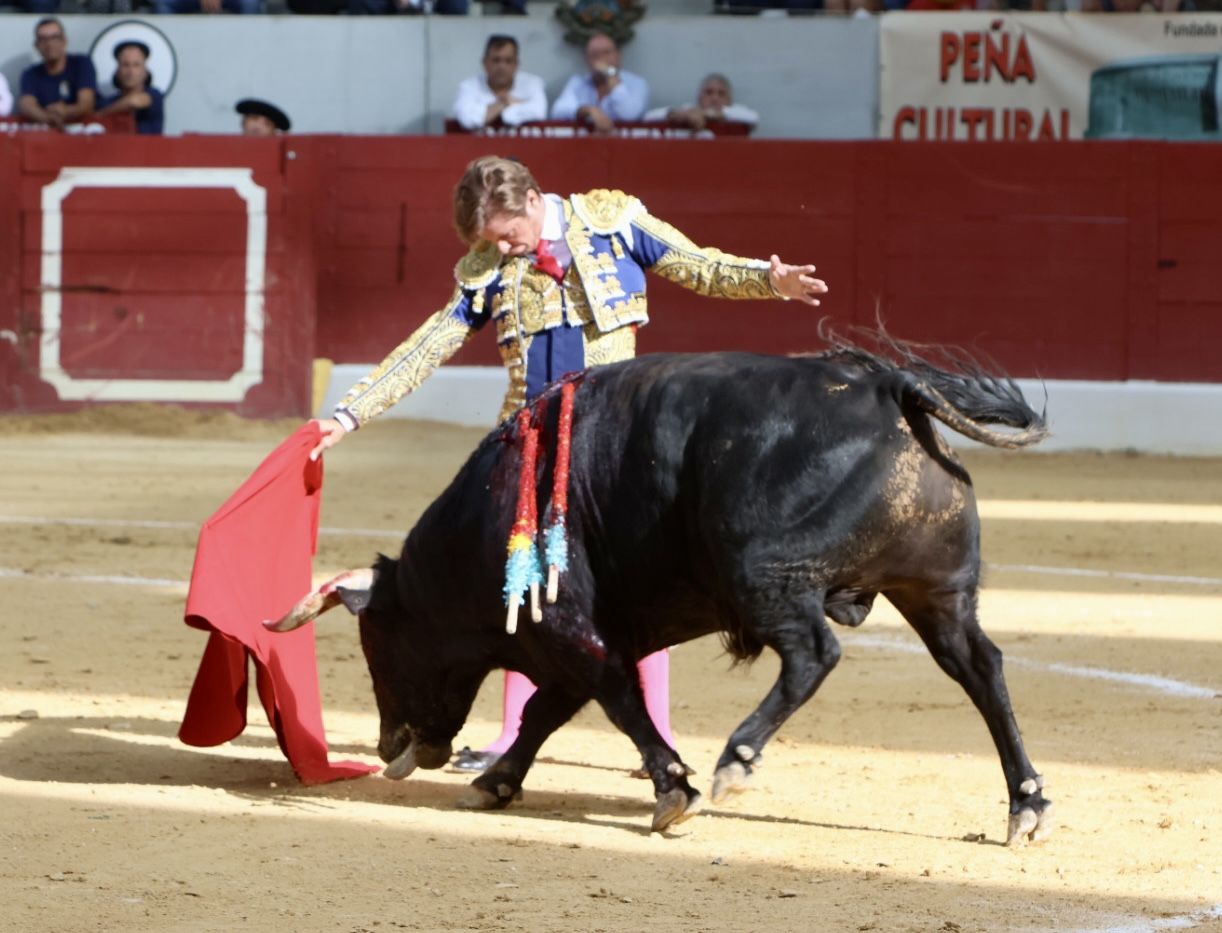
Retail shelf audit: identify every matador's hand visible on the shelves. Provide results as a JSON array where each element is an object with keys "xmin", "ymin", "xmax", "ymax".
[
  {"xmin": 309, "ymin": 418, "xmax": 348, "ymax": 462},
  {"xmin": 769, "ymin": 254, "xmax": 828, "ymax": 306}
]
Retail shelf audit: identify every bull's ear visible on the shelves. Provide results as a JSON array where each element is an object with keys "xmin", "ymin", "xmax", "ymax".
[{"xmin": 334, "ymin": 585, "xmax": 371, "ymax": 615}]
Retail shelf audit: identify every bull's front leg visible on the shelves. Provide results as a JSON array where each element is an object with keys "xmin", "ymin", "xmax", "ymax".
[
  {"xmin": 456, "ymin": 683, "xmax": 586, "ymax": 812},
  {"xmin": 594, "ymin": 656, "xmax": 700, "ymax": 833}
]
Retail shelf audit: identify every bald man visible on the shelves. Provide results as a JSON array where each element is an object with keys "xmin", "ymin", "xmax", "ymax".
[{"xmin": 551, "ymin": 32, "xmax": 649, "ymax": 133}]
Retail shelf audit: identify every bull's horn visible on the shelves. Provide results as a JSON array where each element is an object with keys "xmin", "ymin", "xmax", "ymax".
[
  {"xmin": 383, "ymin": 742, "xmax": 418, "ymax": 781},
  {"xmin": 264, "ymin": 567, "xmax": 375, "ymax": 632}
]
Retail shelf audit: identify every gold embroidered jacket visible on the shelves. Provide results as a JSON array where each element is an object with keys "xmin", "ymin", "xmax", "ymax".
[{"xmin": 337, "ymin": 188, "xmax": 776, "ymax": 426}]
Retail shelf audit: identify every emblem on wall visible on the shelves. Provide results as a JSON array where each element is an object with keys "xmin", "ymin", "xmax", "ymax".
[{"xmin": 555, "ymin": 0, "xmax": 647, "ymax": 46}]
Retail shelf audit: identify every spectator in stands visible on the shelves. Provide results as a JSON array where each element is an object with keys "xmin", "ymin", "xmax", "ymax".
[
  {"xmin": 236, "ymin": 98, "xmax": 291, "ymax": 135},
  {"xmin": 643, "ymin": 73, "xmax": 758, "ymax": 130},
  {"xmin": 17, "ymin": 18, "xmax": 96, "ymax": 130},
  {"xmin": 152, "ymin": 0, "xmax": 262, "ymax": 13},
  {"xmin": 97, "ymin": 41, "xmax": 165, "ymax": 136},
  {"xmin": 0, "ymin": 74, "xmax": 12, "ymax": 119},
  {"xmin": 453, "ymin": 35, "xmax": 547, "ymax": 132},
  {"xmin": 551, "ymin": 32, "xmax": 649, "ymax": 133},
  {"xmin": 347, "ymin": 0, "xmax": 469, "ymax": 13}
]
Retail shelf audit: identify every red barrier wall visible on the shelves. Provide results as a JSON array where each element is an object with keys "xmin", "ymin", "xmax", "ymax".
[
  {"xmin": 2, "ymin": 136, "xmax": 1219, "ymax": 416},
  {"xmin": 1, "ymin": 134, "xmax": 315, "ymax": 416}
]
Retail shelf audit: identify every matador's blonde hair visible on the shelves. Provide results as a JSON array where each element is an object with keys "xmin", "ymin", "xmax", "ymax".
[{"xmin": 453, "ymin": 156, "xmax": 541, "ymax": 244}]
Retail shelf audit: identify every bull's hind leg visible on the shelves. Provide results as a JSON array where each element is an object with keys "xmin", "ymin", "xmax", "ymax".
[
  {"xmin": 593, "ymin": 655, "xmax": 700, "ymax": 833},
  {"xmin": 887, "ymin": 586, "xmax": 1053, "ymax": 846},
  {"xmin": 711, "ymin": 595, "xmax": 841, "ymax": 805},
  {"xmin": 458, "ymin": 684, "xmax": 587, "ymax": 811}
]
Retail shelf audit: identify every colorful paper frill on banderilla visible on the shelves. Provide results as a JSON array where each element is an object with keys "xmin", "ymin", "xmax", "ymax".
[
  {"xmin": 503, "ymin": 408, "xmax": 542, "ymax": 632},
  {"xmin": 542, "ymin": 381, "xmax": 576, "ymax": 593},
  {"xmin": 503, "ymin": 381, "xmax": 578, "ymax": 630}
]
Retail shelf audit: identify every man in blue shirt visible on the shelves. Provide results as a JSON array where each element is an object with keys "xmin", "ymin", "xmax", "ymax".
[
  {"xmin": 17, "ymin": 18, "xmax": 96, "ymax": 130},
  {"xmin": 551, "ymin": 33, "xmax": 649, "ymax": 133},
  {"xmin": 98, "ymin": 41, "xmax": 165, "ymax": 136}
]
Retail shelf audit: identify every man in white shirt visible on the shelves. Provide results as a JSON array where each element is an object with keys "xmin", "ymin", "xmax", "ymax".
[
  {"xmin": 452, "ymin": 35, "xmax": 547, "ymax": 132},
  {"xmin": 643, "ymin": 73, "xmax": 759, "ymax": 131},
  {"xmin": 550, "ymin": 32, "xmax": 649, "ymax": 133}
]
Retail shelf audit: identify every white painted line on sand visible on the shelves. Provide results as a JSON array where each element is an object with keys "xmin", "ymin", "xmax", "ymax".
[
  {"xmin": 991, "ymin": 563, "xmax": 1222, "ymax": 588},
  {"xmin": 0, "ymin": 514, "xmax": 401, "ymax": 540},
  {"xmin": 846, "ymin": 634, "xmax": 1217, "ymax": 700},
  {"xmin": 1, "ymin": 515, "xmax": 193, "ymax": 530},
  {"xmin": 0, "ymin": 567, "xmax": 183, "ymax": 588}
]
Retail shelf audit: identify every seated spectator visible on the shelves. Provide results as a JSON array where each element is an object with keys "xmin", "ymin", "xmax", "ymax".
[
  {"xmin": 17, "ymin": 18, "xmax": 96, "ymax": 130},
  {"xmin": 152, "ymin": 0, "xmax": 263, "ymax": 13},
  {"xmin": 643, "ymin": 73, "xmax": 758, "ymax": 130},
  {"xmin": 452, "ymin": 34, "xmax": 546, "ymax": 131},
  {"xmin": 0, "ymin": 74, "xmax": 12, "ymax": 118},
  {"xmin": 97, "ymin": 41, "xmax": 165, "ymax": 136},
  {"xmin": 551, "ymin": 32, "xmax": 649, "ymax": 133},
  {"xmin": 236, "ymin": 98, "xmax": 291, "ymax": 136},
  {"xmin": 346, "ymin": 0, "xmax": 469, "ymax": 13}
]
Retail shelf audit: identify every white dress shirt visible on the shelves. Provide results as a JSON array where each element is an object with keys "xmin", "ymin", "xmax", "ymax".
[
  {"xmin": 452, "ymin": 71, "xmax": 547, "ymax": 131},
  {"xmin": 0, "ymin": 74, "xmax": 13, "ymax": 118},
  {"xmin": 550, "ymin": 70, "xmax": 650, "ymax": 122},
  {"xmin": 642, "ymin": 102, "xmax": 759, "ymax": 126}
]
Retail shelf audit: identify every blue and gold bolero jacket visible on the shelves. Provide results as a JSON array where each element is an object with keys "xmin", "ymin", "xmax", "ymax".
[{"xmin": 337, "ymin": 188, "xmax": 777, "ymax": 426}]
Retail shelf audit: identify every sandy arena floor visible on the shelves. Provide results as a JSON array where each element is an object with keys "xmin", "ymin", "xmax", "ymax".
[{"xmin": 0, "ymin": 409, "xmax": 1219, "ymax": 932}]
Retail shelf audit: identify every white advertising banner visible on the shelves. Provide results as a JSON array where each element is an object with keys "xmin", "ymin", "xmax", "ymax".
[{"xmin": 880, "ymin": 12, "xmax": 1222, "ymax": 141}]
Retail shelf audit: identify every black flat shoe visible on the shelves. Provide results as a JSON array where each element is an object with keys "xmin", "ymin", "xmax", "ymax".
[{"xmin": 448, "ymin": 746, "xmax": 499, "ymax": 774}]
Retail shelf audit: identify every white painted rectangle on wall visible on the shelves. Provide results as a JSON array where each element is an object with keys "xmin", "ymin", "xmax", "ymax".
[{"xmin": 39, "ymin": 167, "xmax": 267, "ymax": 403}]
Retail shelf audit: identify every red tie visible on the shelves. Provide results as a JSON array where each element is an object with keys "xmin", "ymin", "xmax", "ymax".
[{"xmin": 534, "ymin": 239, "xmax": 565, "ymax": 283}]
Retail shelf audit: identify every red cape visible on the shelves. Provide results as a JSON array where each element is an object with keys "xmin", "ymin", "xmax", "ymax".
[{"xmin": 179, "ymin": 423, "xmax": 378, "ymax": 784}]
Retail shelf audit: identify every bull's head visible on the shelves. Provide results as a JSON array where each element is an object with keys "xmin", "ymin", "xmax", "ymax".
[{"xmin": 265, "ymin": 557, "xmax": 478, "ymax": 780}]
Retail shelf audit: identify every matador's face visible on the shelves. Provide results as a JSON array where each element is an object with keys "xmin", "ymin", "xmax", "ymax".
[{"xmin": 478, "ymin": 188, "xmax": 546, "ymax": 258}]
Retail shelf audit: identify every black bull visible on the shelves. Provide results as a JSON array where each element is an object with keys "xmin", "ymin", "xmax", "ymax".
[{"xmin": 271, "ymin": 345, "xmax": 1054, "ymax": 844}]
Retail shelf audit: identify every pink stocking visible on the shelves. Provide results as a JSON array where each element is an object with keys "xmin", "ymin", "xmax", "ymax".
[
  {"xmin": 483, "ymin": 669, "xmax": 537, "ymax": 754},
  {"xmin": 639, "ymin": 648, "xmax": 674, "ymax": 748},
  {"xmin": 483, "ymin": 651, "xmax": 673, "ymax": 755}
]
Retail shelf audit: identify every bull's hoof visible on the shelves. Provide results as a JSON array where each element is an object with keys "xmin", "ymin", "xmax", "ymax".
[
  {"xmin": 629, "ymin": 761, "xmax": 696, "ymax": 780},
  {"xmin": 652, "ymin": 788, "xmax": 701, "ymax": 833},
  {"xmin": 456, "ymin": 782, "xmax": 521, "ymax": 811},
  {"xmin": 1006, "ymin": 801, "xmax": 1054, "ymax": 846},
  {"xmin": 710, "ymin": 760, "xmax": 751, "ymax": 805}
]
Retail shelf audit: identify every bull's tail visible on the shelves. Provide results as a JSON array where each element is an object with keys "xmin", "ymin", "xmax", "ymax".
[
  {"xmin": 816, "ymin": 321, "xmax": 1048, "ymax": 450},
  {"xmin": 900, "ymin": 370, "xmax": 1048, "ymax": 450}
]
